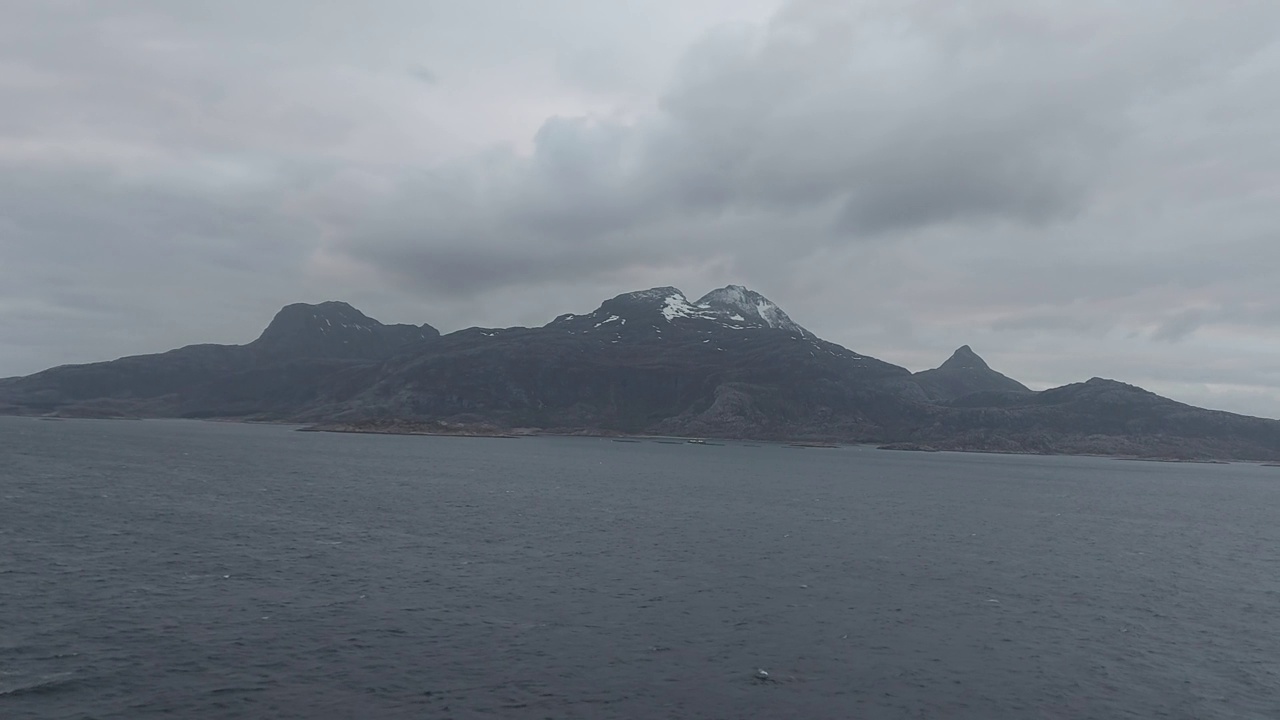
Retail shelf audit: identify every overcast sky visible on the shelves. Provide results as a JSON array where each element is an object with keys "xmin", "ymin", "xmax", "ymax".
[{"xmin": 3, "ymin": 0, "xmax": 1279, "ymax": 418}]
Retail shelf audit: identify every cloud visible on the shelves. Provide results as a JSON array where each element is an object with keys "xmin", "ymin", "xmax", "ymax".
[
  {"xmin": 320, "ymin": 0, "xmax": 1280, "ymax": 301},
  {"xmin": 2, "ymin": 1, "xmax": 1280, "ymax": 418},
  {"xmin": 408, "ymin": 65, "xmax": 439, "ymax": 86}
]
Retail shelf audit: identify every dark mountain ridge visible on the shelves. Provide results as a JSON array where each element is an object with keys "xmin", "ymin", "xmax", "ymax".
[
  {"xmin": 0, "ymin": 301, "xmax": 437, "ymax": 418},
  {"xmin": 251, "ymin": 300, "xmax": 439, "ymax": 360},
  {"xmin": 2, "ymin": 286, "xmax": 1278, "ymax": 460}
]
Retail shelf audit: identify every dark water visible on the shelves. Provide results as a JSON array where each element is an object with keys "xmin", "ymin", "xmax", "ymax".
[{"xmin": 2, "ymin": 418, "xmax": 1278, "ymax": 719}]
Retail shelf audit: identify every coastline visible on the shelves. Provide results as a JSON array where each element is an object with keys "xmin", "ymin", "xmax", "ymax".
[
  {"xmin": 4, "ymin": 412, "xmax": 1277, "ymax": 464},
  {"xmin": 290, "ymin": 420, "xmax": 1269, "ymax": 464}
]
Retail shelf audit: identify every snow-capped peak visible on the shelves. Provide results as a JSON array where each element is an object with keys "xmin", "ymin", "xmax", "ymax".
[
  {"xmin": 548, "ymin": 284, "xmax": 809, "ymax": 337},
  {"xmin": 696, "ymin": 285, "xmax": 807, "ymax": 334}
]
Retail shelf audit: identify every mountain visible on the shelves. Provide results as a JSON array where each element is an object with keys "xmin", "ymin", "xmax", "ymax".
[
  {"xmin": 2, "ymin": 286, "xmax": 1278, "ymax": 460},
  {"xmin": 912, "ymin": 345, "xmax": 1031, "ymax": 401},
  {"xmin": 912, "ymin": 378, "xmax": 1280, "ymax": 460},
  {"xmin": 251, "ymin": 301, "xmax": 438, "ymax": 361},
  {"xmin": 323, "ymin": 286, "xmax": 911, "ymax": 439},
  {"xmin": 694, "ymin": 285, "xmax": 810, "ymax": 334},
  {"xmin": 546, "ymin": 286, "xmax": 811, "ymax": 337},
  {"xmin": 0, "ymin": 301, "xmax": 437, "ymax": 418}
]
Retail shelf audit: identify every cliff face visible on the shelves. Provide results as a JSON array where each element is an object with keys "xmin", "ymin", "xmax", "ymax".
[{"xmin": 3, "ymin": 287, "xmax": 1278, "ymax": 461}]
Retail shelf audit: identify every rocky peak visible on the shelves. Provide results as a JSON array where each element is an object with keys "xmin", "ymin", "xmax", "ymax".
[
  {"xmin": 252, "ymin": 301, "xmax": 438, "ymax": 360},
  {"xmin": 695, "ymin": 285, "xmax": 808, "ymax": 334},
  {"xmin": 599, "ymin": 287, "xmax": 690, "ymax": 318},
  {"xmin": 259, "ymin": 301, "xmax": 379, "ymax": 338},
  {"xmin": 938, "ymin": 345, "xmax": 991, "ymax": 371},
  {"xmin": 913, "ymin": 345, "xmax": 1030, "ymax": 401}
]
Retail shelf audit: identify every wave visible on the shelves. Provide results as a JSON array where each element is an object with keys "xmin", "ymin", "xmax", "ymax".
[{"xmin": 0, "ymin": 672, "xmax": 77, "ymax": 698}]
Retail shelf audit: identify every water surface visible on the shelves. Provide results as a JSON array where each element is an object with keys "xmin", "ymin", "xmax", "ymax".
[{"xmin": 2, "ymin": 417, "xmax": 1278, "ymax": 718}]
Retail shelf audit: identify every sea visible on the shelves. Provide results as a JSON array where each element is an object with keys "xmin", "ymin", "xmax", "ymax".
[{"xmin": 1, "ymin": 416, "xmax": 1278, "ymax": 719}]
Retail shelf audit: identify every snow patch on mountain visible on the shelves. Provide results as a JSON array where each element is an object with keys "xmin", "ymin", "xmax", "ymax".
[{"xmin": 661, "ymin": 293, "xmax": 715, "ymax": 321}]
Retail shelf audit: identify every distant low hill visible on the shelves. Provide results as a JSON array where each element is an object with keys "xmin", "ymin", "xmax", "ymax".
[{"xmin": 3, "ymin": 285, "xmax": 1278, "ymax": 461}]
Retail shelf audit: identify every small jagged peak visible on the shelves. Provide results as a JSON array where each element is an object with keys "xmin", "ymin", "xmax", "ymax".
[
  {"xmin": 938, "ymin": 345, "xmax": 991, "ymax": 371},
  {"xmin": 913, "ymin": 345, "xmax": 1029, "ymax": 401}
]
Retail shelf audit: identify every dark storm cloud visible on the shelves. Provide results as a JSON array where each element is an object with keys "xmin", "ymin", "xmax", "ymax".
[{"xmin": 325, "ymin": 0, "xmax": 1279, "ymax": 298}]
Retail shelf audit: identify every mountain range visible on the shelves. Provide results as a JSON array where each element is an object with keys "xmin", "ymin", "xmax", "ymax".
[{"xmin": 3, "ymin": 285, "xmax": 1279, "ymax": 461}]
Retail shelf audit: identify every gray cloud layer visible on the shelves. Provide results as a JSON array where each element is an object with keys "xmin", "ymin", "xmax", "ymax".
[{"xmin": 3, "ymin": 1, "xmax": 1280, "ymax": 417}]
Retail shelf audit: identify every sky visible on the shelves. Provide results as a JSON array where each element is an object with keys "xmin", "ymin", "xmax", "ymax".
[{"xmin": 3, "ymin": 0, "xmax": 1279, "ymax": 418}]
